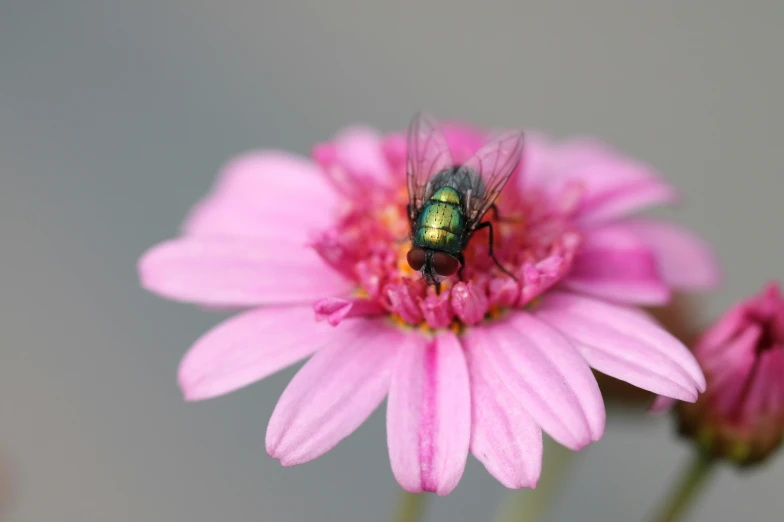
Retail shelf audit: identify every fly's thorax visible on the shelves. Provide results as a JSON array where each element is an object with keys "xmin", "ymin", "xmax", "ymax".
[
  {"xmin": 414, "ymin": 187, "xmax": 465, "ymax": 253},
  {"xmin": 430, "ymin": 186, "xmax": 462, "ymax": 205}
]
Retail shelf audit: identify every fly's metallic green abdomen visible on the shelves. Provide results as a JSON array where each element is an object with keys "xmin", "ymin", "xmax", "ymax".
[{"xmin": 414, "ymin": 186, "xmax": 465, "ymax": 253}]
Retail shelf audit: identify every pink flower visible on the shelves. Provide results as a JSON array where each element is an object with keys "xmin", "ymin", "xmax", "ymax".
[
  {"xmin": 139, "ymin": 119, "xmax": 718, "ymax": 494},
  {"xmin": 657, "ymin": 283, "xmax": 784, "ymax": 465}
]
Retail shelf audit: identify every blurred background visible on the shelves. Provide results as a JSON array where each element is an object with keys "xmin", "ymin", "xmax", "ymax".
[{"xmin": 1, "ymin": 1, "xmax": 783, "ymax": 521}]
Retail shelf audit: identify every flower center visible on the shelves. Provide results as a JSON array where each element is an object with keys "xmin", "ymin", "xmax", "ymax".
[{"xmin": 312, "ymin": 184, "xmax": 581, "ymax": 331}]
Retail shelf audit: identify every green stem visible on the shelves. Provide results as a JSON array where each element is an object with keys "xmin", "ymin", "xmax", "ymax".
[
  {"xmin": 493, "ymin": 437, "xmax": 576, "ymax": 522},
  {"xmin": 651, "ymin": 452, "xmax": 717, "ymax": 522},
  {"xmin": 390, "ymin": 490, "xmax": 429, "ymax": 522}
]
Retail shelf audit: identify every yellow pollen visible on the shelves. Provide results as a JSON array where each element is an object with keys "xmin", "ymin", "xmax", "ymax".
[
  {"xmin": 484, "ymin": 306, "xmax": 506, "ymax": 322},
  {"xmin": 389, "ymin": 314, "xmax": 410, "ymax": 330},
  {"xmin": 396, "ymin": 241, "xmax": 416, "ymax": 276},
  {"xmin": 388, "ymin": 314, "xmax": 467, "ymax": 336},
  {"xmin": 525, "ymin": 296, "xmax": 541, "ymax": 311},
  {"xmin": 378, "ymin": 202, "xmax": 409, "ymax": 238},
  {"xmin": 448, "ymin": 321, "xmax": 464, "ymax": 335}
]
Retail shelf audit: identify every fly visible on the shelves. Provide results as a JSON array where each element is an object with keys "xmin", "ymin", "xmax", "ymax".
[{"xmin": 404, "ymin": 112, "xmax": 525, "ymax": 293}]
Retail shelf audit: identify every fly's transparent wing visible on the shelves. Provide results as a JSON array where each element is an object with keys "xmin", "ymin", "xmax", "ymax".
[
  {"xmin": 457, "ymin": 130, "xmax": 525, "ymax": 229},
  {"xmin": 406, "ymin": 111, "xmax": 454, "ymax": 221}
]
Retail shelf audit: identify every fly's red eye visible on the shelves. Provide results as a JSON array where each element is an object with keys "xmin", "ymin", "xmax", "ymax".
[
  {"xmin": 431, "ymin": 252, "xmax": 459, "ymax": 277},
  {"xmin": 407, "ymin": 248, "xmax": 427, "ymax": 271}
]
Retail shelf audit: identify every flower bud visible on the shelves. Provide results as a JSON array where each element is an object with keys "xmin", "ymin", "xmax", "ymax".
[{"xmin": 674, "ymin": 283, "xmax": 784, "ymax": 466}]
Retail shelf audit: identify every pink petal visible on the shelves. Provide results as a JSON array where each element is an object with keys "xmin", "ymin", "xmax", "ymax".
[
  {"xmin": 760, "ymin": 348, "xmax": 784, "ymax": 417},
  {"xmin": 464, "ymin": 335, "xmax": 543, "ymax": 489},
  {"xmin": 383, "ymin": 281, "xmax": 424, "ymax": 325},
  {"xmin": 313, "ymin": 126, "xmax": 392, "ymax": 197},
  {"xmin": 381, "ymin": 124, "xmax": 488, "ymax": 176},
  {"xmin": 523, "ymin": 137, "xmax": 677, "ymax": 224},
  {"xmin": 695, "ymin": 303, "xmax": 747, "ymax": 357},
  {"xmin": 575, "ymin": 179, "xmax": 676, "ymax": 226},
  {"xmin": 178, "ymin": 305, "xmax": 339, "ymax": 400},
  {"xmin": 700, "ymin": 325, "xmax": 759, "ymax": 378},
  {"xmin": 563, "ymin": 225, "xmax": 670, "ymax": 305},
  {"xmin": 515, "ymin": 133, "xmax": 557, "ymax": 191},
  {"xmin": 465, "ymin": 312, "xmax": 605, "ymax": 450},
  {"xmin": 649, "ymin": 396, "xmax": 677, "ymax": 413},
  {"xmin": 738, "ymin": 348, "xmax": 781, "ymax": 422},
  {"xmin": 313, "ymin": 297, "xmax": 385, "ymax": 326},
  {"xmin": 518, "ymin": 255, "xmax": 572, "ymax": 307},
  {"xmin": 451, "ymin": 281, "xmax": 489, "ymax": 325},
  {"xmin": 266, "ymin": 320, "xmax": 405, "ymax": 465},
  {"xmin": 624, "ymin": 219, "xmax": 721, "ymax": 291},
  {"xmin": 387, "ymin": 332, "xmax": 471, "ymax": 495},
  {"xmin": 488, "ymin": 277, "xmax": 520, "ymax": 308},
  {"xmin": 419, "ymin": 292, "xmax": 453, "ymax": 330},
  {"xmin": 139, "ymin": 237, "xmax": 351, "ymax": 306},
  {"xmin": 711, "ymin": 364, "xmax": 757, "ymax": 418},
  {"xmin": 569, "ymin": 154, "xmax": 676, "ymax": 224},
  {"xmin": 535, "ymin": 292, "xmax": 706, "ymax": 402},
  {"xmin": 183, "ymin": 151, "xmax": 339, "ymax": 241}
]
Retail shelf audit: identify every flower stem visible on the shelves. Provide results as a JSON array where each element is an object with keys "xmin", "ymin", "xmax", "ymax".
[
  {"xmin": 651, "ymin": 452, "xmax": 716, "ymax": 522},
  {"xmin": 390, "ymin": 490, "xmax": 429, "ymax": 522},
  {"xmin": 493, "ymin": 437, "xmax": 575, "ymax": 522}
]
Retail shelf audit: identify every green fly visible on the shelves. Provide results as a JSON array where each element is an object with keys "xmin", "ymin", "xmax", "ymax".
[{"xmin": 405, "ymin": 112, "xmax": 525, "ymax": 293}]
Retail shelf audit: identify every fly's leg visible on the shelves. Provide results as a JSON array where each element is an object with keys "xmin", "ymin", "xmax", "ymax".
[
  {"xmin": 457, "ymin": 252, "xmax": 466, "ymax": 281},
  {"xmin": 474, "ymin": 221, "xmax": 518, "ymax": 281},
  {"xmin": 435, "ymin": 282, "xmax": 442, "ymax": 295},
  {"xmin": 488, "ymin": 204, "xmax": 524, "ymax": 223}
]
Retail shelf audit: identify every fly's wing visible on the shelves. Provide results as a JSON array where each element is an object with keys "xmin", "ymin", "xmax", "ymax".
[
  {"xmin": 458, "ymin": 130, "xmax": 525, "ymax": 229},
  {"xmin": 406, "ymin": 112, "xmax": 454, "ymax": 222}
]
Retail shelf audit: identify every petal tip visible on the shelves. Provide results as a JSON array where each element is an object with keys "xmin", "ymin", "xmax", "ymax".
[
  {"xmin": 432, "ymin": 479, "xmax": 461, "ymax": 496},
  {"xmin": 137, "ymin": 245, "xmax": 164, "ymax": 292},
  {"xmin": 178, "ymin": 368, "xmax": 202, "ymax": 402},
  {"xmin": 265, "ymin": 433, "xmax": 281, "ymax": 460},
  {"xmin": 278, "ymin": 455, "xmax": 306, "ymax": 467},
  {"xmin": 569, "ymin": 439, "xmax": 591, "ymax": 451},
  {"xmin": 266, "ymin": 445, "xmax": 306, "ymax": 467},
  {"xmin": 178, "ymin": 374, "xmax": 215, "ymax": 402},
  {"xmin": 649, "ymin": 396, "xmax": 677, "ymax": 414},
  {"xmin": 397, "ymin": 483, "xmax": 425, "ymax": 495},
  {"xmin": 509, "ymin": 477, "xmax": 540, "ymax": 490},
  {"xmin": 491, "ymin": 470, "xmax": 540, "ymax": 490},
  {"xmin": 177, "ymin": 352, "xmax": 216, "ymax": 402},
  {"xmin": 180, "ymin": 388, "xmax": 204, "ymax": 402}
]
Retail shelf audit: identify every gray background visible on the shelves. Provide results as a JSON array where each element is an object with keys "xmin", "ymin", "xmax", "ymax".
[{"xmin": 1, "ymin": 1, "xmax": 783, "ymax": 521}]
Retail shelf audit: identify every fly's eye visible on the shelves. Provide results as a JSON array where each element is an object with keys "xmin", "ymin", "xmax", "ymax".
[
  {"xmin": 431, "ymin": 252, "xmax": 459, "ymax": 277},
  {"xmin": 407, "ymin": 248, "xmax": 427, "ymax": 271}
]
